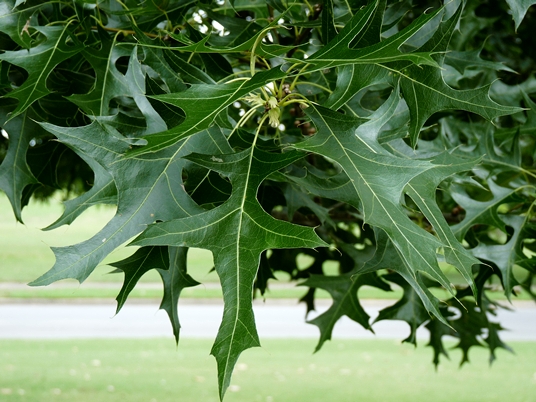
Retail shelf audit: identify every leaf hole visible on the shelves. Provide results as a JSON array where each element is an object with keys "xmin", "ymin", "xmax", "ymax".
[
  {"xmin": 402, "ymin": 194, "xmax": 434, "ymax": 234},
  {"xmin": 186, "ymin": 248, "xmax": 215, "ymax": 280},
  {"xmin": 463, "ymin": 181, "xmax": 495, "ymax": 202},
  {"xmin": 114, "ymin": 56, "xmax": 130, "ymax": 75},
  {"xmin": 257, "ymin": 183, "xmax": 287, "ymax": 219},
  {"xmin": 322, "ymin": 260, "xmax": 340, "ymax": 276},
  {"xmin": 145, "ymin": 76, "xmax": 186, "ymax": 129},
  {"xmin": 64, "ymin": 36, "xmax": 77, "ymax": 48},
  {"xmin": 468, "ymin": 224, "xmax": 509, "ymax": 245},
  {"xmin": 6, "ymin": 65, "xmax": 28, "ymax": 88},
  {"xmin": 297, "ymin": 253, "xmax": 314, "ymax": 270},
  {"xmin": 436, "ymin": 185, "xmax": 466, "ymax": 224},
  {"xmin": 185, "ymin": 169, "xmax": 231, "ymax": 208},
  {"xmin": 49, "ymin": 67, "xmax": 96, "ymax": 99},
  {"xmin": 359, "ymin": 86, "xmax": 393, "ymax": 112},
  {"xmin": 447, "ymin": 305, "xmax": 462, "ymax": 321},
  {"xmin": 418, "ymin": 123, "xmax": 440, "ymax": 142},
  {"xmin": 26, "ymin": 141, "xmax": 96, "ymax": 201}
]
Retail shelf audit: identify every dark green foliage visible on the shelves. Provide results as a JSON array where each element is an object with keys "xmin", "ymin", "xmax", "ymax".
[{"xmin": 1, "ymin": 0, "xmax": 535, "ymax": 399}]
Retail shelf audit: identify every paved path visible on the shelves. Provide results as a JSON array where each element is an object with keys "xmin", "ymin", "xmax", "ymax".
[{"xmin": 1, "ymin": 300, "xmax": 535, "ymax": 341}]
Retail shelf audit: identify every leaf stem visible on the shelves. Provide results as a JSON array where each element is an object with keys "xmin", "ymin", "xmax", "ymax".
[
  {"xmin": 279, "ymin": 93, "xmax": 311, "ymax": 106},
  {"xmin": 90, "ymin": 25, "xmax": 161, "ymax": 39},
  {"xmin": 222, "ymin": 77, "xmax": 251, "ymax": 84},
  {"xmin": 217, "ymin": 71, "xmax": 253, "ymax": 84},
  {"xmin": 252, "ymin": 114, "xmax": 270, "ymax": 147},
  {"xmin": 227, "ymin": 108, "xmax": 259, "ymax": 141},
  {"xmin": 250, "ymin": 25, "xmax": 282, "ymax": 76},
  {"xmin": 288, "ymin": 64, "xmax": 311, "ymax": 91}
]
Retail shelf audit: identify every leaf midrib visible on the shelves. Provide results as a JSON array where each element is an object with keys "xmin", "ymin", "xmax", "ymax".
[
  {"xmin": 312, "ymin": 109, "xmax": 439, "ymax": 277},
  {"xmin": 384, "ymin": 64, "xmax": 511, "ymax": 114},
  {"xmin": 139, "ymin": 80, "xmax": 250, "ymax": 155},
  {"xmin": 221, "ymin": 143, "xmax": 256, "ymax": 390},
  {"xmin": 36, "ymin": 133, "xmax": 196, "ymax": 284},
  {"xmin": 17, "ymin": 25, "xmax": 72, "ymax": 112}
]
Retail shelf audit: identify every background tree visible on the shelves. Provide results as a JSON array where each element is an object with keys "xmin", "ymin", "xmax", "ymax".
[{"xmin": 1, "ymin": 0, "xmax": 535, "ymax": 399}]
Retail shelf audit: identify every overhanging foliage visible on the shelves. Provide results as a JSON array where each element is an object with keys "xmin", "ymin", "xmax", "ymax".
[{"xmin": 1, "ymin": 0, "xmax": 535, "ymax": 399}]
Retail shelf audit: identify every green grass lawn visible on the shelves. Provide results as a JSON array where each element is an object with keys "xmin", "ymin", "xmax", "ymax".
[
  {"xmin": 0, "ymin": 195, "xmax": 396, "ymax": 301},
  {"xmin": 1, "ymin": 194, "xmax": 534, "ymax": 302},
  {"xmin": 0, "ymin": 338, "xmax": 535, "ymax": 402},
  {"xmin": 0, "ymin": 194, "xmax": 217, "ymax": 284}
]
